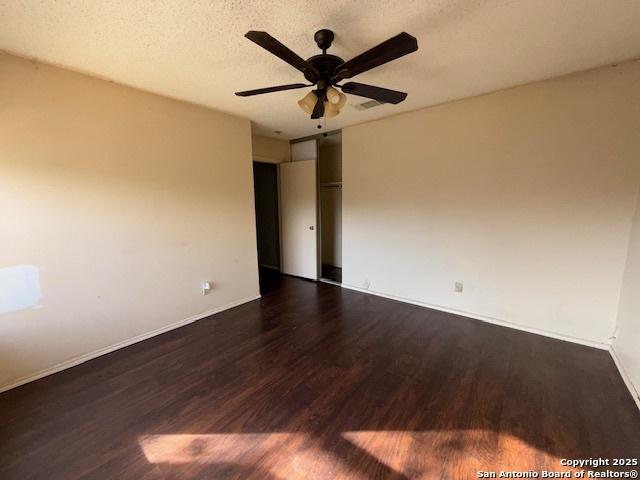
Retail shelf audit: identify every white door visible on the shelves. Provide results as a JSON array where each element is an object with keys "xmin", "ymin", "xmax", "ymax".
[{"xmin": 280, "ymin": 159, "xmax": 318, "ymax": 280}]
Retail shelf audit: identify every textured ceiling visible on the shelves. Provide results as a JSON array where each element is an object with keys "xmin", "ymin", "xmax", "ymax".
[{"xmin": 1, "ymin": 0, "xmax": 639, "ymax": 139}]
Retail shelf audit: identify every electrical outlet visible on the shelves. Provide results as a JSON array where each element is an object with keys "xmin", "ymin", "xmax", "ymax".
[
  {"xmin": 202, "ymin": 281, "xmax": 212, "ymax": 295},
  {"xmin": 455, "ymin": 282, "xmax": 463, "ymax": 293}
]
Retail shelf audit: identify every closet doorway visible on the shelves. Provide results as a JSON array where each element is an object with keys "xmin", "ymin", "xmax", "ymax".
[
  {"xmin": 252, "ymin": 162, "xmax": 280, "ymax": 272},
  {"xmin": 318, "ymin": 132, "xmax": 342, "ymax": 284}
]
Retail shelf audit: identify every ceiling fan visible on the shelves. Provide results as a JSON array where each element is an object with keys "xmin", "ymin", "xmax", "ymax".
[{"xmin": 235, "ymin": 29, "xmax": 418, "ymax": 119}]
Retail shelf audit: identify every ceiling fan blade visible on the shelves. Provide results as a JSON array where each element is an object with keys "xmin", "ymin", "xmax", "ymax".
[
  {"xmin": 245, "ymin": 31, "xmax": 319, "ymax": 82},
  {"xmin": 310, "ymin": 95, "xmax": 325, "ymax": 119},
  {"xmin": 235, "ymin": 83, "xmax": 308, "ymax": 97},
  {"xmin": 335, "ymin": 32, "xmax": 418, "ymax": 79},
  {"xmin": 340, "ymin": 82, "xmax": 408, "ymax": 104}
]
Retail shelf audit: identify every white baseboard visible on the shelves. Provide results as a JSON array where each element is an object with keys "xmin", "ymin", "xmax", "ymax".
[
  {"xmin": 341, "ymin": 283, "xmax": 611, "ymax": 350},
  {"xmin": 609, "ymin": 346, "xmax": 640, "ymax": 411},
  {"xmin": 0, "ymin": 294, "xmax": 261, "ymax": 394}
]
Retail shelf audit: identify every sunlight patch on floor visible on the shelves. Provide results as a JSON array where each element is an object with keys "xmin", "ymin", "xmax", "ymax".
[
  {"xmin": 139, "ymin": 433, "xmax": 302, "ymax": 464},
  {"xmin": 342, "ymin": 429, "xmax": 562, "ymax": 479},
  {"xmin": 138, "ymin": 433, "xmax": 348, "ymax": 480},
  {"xmin": 139, "ymin": 430, "xmax": 565, "ymax": 479}
]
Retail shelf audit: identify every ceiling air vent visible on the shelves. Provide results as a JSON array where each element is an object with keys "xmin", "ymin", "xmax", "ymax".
[{"xmin": 352, "ymin": 100, "xmax": 385, "ymax": 111}]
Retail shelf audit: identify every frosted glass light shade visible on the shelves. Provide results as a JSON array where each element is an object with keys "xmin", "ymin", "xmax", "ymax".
[
  {"xmin": 297, "ymin": 91, "xmax": 318, "ymax": 114},
  {"xmin": 336, "ymin": 92, "xmax": 347, "ymax": 109},
  {"xmin": 326, "ymin": 87, "xmax": 341, "ymax": 105},
  {"xmin": 324, "ymin": 101, "xmax": 339, "ymax": 118}
]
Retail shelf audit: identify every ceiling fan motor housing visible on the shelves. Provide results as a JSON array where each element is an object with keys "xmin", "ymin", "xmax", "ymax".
[
  {"xmin": 307, "ymin": 30, "xmax": 343, "ymax": 87},
  {"xmin": 308, "ymin": 54, "xmax": 343, "ymax": 83}
]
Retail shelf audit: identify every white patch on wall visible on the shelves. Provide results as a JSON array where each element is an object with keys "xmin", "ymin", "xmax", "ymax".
[{"xmin": 0, "ymin": 265, "xmax": 42, "ymax": 314}]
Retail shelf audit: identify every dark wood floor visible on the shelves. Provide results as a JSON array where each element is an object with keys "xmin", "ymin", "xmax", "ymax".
[{"xmin": 1, "ymin": 272, "xmax": 638, "ymax": 479}]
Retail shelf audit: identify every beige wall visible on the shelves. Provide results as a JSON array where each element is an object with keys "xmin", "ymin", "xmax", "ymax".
[
  {"xmin": 343, "ymin": 61, "xmax": 640, "ymax": 345},
  {"xmin": 0, "ymin": 52, "xmax": 260, "ymax": 389},
  {"xmin": 614, "ymin": 188, "xmax": 640, "ymax": 403},
  {"xmin": 251, "ymin": 134, "xmax": 290, "ymax": 163}
]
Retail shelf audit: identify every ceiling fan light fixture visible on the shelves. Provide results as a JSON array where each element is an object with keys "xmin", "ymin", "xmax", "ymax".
[
  {"xmin": 297, "ymin": 90, "xmax": 318, "ymax": 114},
  {"xmin": 336, "ymin": 92, "xmax": 347, "ymax": 109}
]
